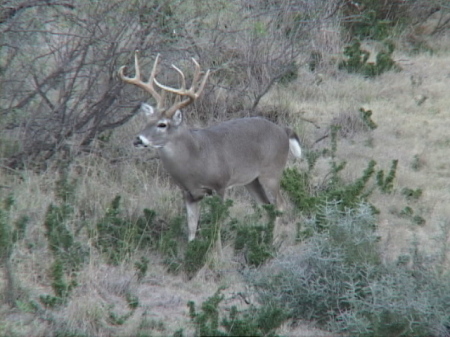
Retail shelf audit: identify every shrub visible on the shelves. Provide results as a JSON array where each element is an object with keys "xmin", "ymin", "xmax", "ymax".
[
  {"xmin": 187, "ymin": 288, "xmax": 285, "ymax": 337},
  {"xmin": 339, "ymin": 40, "xmax": 400, "ymax": 77},
  {"xmin": 234, "ymin": 204, "xmax": 279, "ymax": 267},
  {"xmin": 282, "ymin": 123, "xmax": 402, "ymax": 238},
  {"xmin": 41, "ymin": 172, "xmax": 88, "ymax": 307},
  {"xmin": 95, "ymin": 195, "xmax": 156, "ymax": 265},
  {"xmin": 0, "ymin": 194, "xmax": 29, "ymax": 306},
  {"xmin": 250, "ymin": 202, "xmax": 450, "ymax": 336},
  {"xmin": 341, "ymin": 0, "xmax": 412, "ymax": 40}
]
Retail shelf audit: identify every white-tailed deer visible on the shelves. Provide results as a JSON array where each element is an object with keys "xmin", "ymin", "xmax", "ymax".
[{"xmin": 119, "ymin": 51, "xmax": 302, "ymax": 241}]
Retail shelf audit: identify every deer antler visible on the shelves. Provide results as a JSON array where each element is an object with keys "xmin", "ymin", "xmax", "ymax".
[
  {"xmin": 119, "ymin": 51, "xmax": 210, "ymax": 118},
  {"xmin": 118, "ymin": 51, "xmax": 164, "ymax": 110},
  {"xmin": 153, "ymin": 58, "xmax": 210, "ymax": 117}
]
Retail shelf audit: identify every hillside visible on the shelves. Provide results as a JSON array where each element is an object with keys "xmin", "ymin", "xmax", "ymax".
[{"xmin": 1, "ymin": 1, "xmax": 450, "ymax": 336}]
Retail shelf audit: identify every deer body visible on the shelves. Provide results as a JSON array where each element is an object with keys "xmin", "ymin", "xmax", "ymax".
[{"xmin": 119, "ymin": 52, "xmax": 301, "ymax": 241}]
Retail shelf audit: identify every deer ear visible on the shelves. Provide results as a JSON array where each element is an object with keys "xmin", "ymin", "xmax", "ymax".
[
  {"xmin": 172, "ymin": 110, "xmax": 183, "ymax": 126},
  {"xmin": 140, "ymin": 103, "xmax": 155, "ymax": 118}
]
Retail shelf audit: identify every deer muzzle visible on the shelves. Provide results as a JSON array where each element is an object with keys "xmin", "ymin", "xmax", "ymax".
[{"xmin": 133, "ymin": 135, "xmax": 148, "ymax": 148}]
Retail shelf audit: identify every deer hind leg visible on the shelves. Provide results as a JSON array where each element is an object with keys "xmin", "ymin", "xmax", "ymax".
[
  {"xmin": 257, "ymin": 176, "xmax": 286, "ymax": 221},
  {"xmin": 255, "ymin": 176, "xmax": 282, "ymax": 206},
  {"xmin": 245, "ymin": 178, "xmax": 271, "ymax": 204}
]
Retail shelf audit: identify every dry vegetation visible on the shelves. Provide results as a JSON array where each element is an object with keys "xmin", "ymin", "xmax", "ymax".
[{"xmin": 1, "ymin": 0, "xmax": 450, "ymax": 336}]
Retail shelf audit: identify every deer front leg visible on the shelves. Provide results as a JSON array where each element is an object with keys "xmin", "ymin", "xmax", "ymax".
[{"xmin": 184, "ymin": 192, "xmax": 202, "ymax": 241}]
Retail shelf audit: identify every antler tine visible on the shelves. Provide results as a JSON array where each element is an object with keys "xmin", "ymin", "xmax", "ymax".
[
  {"xmin": 153, "ymin": 58, "xmax": 210, "ymax": 117},
  {"xmin": 118, "ymin": 51, "xmax": 163, "ymax": 109},
  {"xmin": 190, "ymin": 58, "xmax": 202, "ymax": 88},
  {"xmin": 171, "ymin": 64, "xmax": 187, "ymax": 90},
  {"xmin": 195, "ymin": 68, "xmax": 210, "ymax": 97}
]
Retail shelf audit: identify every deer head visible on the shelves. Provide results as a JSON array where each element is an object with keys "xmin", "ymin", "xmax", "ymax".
[{"xmin": 118, "ymin": 51, "xmax": 210, "ymax": 148}]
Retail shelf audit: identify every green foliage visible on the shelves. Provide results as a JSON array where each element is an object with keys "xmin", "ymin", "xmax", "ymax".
[
  {"xmin": 126, "ymin": 292, "xmax": 139, "ymax": 310},
  {"xmin": 401, "ymin": 187, "xmax": 423, "ymax": 202},
  {"xmin": 308, "ymin": 51, "xmax": 322, "ymax": 72},
  {"xmin": 0, "ymin": 194, "xmax": 30, "ymax": 306},
  {"xmin": 342, "ymin": 0, "xmax": 410, "ymax": 40},
  {"xmin": 376, "ymin": 159, "xmax": 398, "ymax": 193},
  {"xmin": 188, "ymin": 288, "xmax": 284, "ymax": 337},
  {"xmin": 41, "ymin": 173, "xmax": 87, "ymax": 306},
  {"xmin": 184, "ymin": 197, "xmax": 232, "ymax": 277},
  {"xmin": 339, "ymin": 40, "xmax": 369, "ymax": 74},
  {"xmin": 278, "ymin": 61, "xmax": 298, "ymax": 85},
  {"xmin": 184, "ymin": 240, "xmax": 211, "ymax": 278},
  {"xmin": 359, "ymin": 108, "xmax": 378, "ymax": 130},
  {"xmin": 107, "ymin": 291, "xmax": 139, "ymax": 325},
  {"xmin": 234, "ymin": 204, "xmax": 279, "ymax": 267},
  {"xmin": 44, "ymin": 172, "xmax": 88, "ymax": 270},
  {"xmin": 0, "ymin": 194, "xmax": 29, "ymax": 261},
  {"xmin": 188, "ymin": 289, "xmax": 224, "ymax": 336},
  {"xmin": 0, "ymin": 208, "xmax": 12, "ymax": 261},
  {"xmin": 55, "ymin": 169, "xmax": 78, "ymax": 204},
  {"xmin": 159, "ymin": 216, "xmax": 184, "ymax": 273},
  {"xmin": 282, "ymin": 125, "xmax": 401, "ymax": 239},
  {"xmin": 251, "ymin": 202, "xmax": 450, "ymax": 336},
  {"xmin": 39, "ymin": 294, "xmax": 64, "ymax": 308},
  {"xmin": 95, "ymin": 195, "xmax": 156, "ymax": 265},
  {"xmin": 50, "ymin": 259, "xmax": 75, "ymax": 299},
  {"xmin": 410, "ymin": 154, "xmax": 424, "ymax": 171},
  {"xmin": 134, "ymin": 256, "xmax": 149, "ymax": 281},
  {"xmin": 339, "ymin": 40, "xmax": 400, "ymax": 77},
  {"xmin": 159, "ymin": 196, "xmax": 282, "ymax": 276},
  {"xmin": 283, "ymin": 125, "xmax": 363, "ymax": 219},
  {"xmin": 399, "ymin": 206, "xmax": 426, "ymax": 226},
  {"xmin": 108, "ymin": 309, "xmax": 134, "ymax": 326},
  {"xmin": 199, "ymin": 197, "xmax": 233, "ymax": 242},
  {"xmin": 44, "ymin": 203, "xmax": 88, "ymax": 272},
  {"xmin": 282, "ymin": 154, "xmax": 377, "ymax": 218}
]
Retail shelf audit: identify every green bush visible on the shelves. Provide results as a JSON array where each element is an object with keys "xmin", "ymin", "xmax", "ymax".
[
  {"xmin": 339, "ymin": 40, "xmax": 400, "ymax": 77},
  {"xmin": 234, "ymin": 204, "xmax": 279, "ymax": 267},
  {"xmin": 187, "ymin": 288, "xmax": 285, "ymax": 337},
  {"xmin": 341, "ymin": 0, "xmax": 411, "ymax": 40},
  {"xmin": 281, "ymin": 124, "xmax": 402, "ymax": 238},
  {"xmin": 0, "ymin": 194, "xmax": 29, "ymax": 306},
  {"xmin": 41, "ymin": 172, "xmax": 88, "ymax": 307},
  {"xmin": 250, "ymin": 202, "xmax": 450, "ymax": 336},
  {"xmin": 95, "ymin": 195, "xmax": 156, "ymax": 264}
]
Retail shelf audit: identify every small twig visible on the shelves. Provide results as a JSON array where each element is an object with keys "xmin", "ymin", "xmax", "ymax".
[
  {"xmin": 314, "ymin": 133, "xmax": 329, "ymax": 145},
  {"xmin": 298, "ymin": 114, "xmax": 321, "ymax": 129}
]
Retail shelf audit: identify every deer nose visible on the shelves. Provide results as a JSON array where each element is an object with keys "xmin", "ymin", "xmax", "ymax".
[{"xmin": 133, "ymin": 136, "xmax": 146, "ymax": 147}]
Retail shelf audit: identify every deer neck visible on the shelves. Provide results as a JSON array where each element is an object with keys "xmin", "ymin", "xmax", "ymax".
[{"xmin": 157, "ymin": 128, "xmax": 200, "ymax": 165}]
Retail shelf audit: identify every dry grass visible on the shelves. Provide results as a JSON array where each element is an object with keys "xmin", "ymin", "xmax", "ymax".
[
  {"xmin": 2, "ymin": 33, "xmax": 450, "ymax": 336},
  {"xmin": 265, "ymin": 39, "xmax": 450, "ymax": 265}
]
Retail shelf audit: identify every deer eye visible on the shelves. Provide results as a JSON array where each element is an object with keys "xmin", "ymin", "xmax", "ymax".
[{"xmin": 157, "ymin": 122, "xmax": 168, "ymax": 129}]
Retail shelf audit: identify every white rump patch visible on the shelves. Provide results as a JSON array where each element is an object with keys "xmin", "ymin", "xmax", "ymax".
[{"xmin": 289, "ymin": 138, "xmax": 302, "ymax": 158}]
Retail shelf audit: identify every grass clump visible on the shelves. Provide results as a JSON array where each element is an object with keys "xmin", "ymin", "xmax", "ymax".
[
  {"xmin": 187, "ymin": 288, "xmax": 285, "ymax": 337},
  {"xmin": 41, "ymin": 171, "xmax": 88, "ymax": 307},
  {"xmin": 339, "ymin": 40, "xmax": 400, "ymax": 77},
  {"xmin": 0, "ymin": 194, "xmax": 29, "ymax": 306},
  {"xmin": 250, "ymin": 202, "xmax": 450, "ymax": 336},
  {"xmin": 234, "ymin": 204, "xmax": 279, "ymax": 267},
  {"xmin": 95, "ymin": 195, "xmax": 156, "ymax": 265}
]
